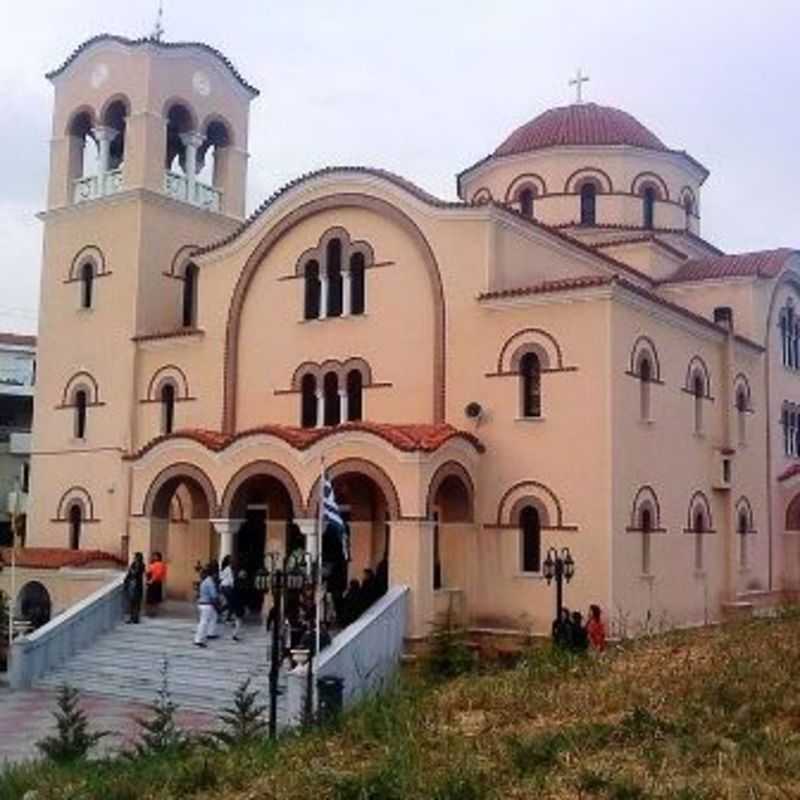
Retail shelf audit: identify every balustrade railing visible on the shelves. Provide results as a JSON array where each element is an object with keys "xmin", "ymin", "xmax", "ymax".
[
  {"xmin": 163, "ymin": 171, "xmax": 221, "ymax": 211},
  {"xmin": 72, "ymin": 169, "xmax": 124, "ymax": 204}
]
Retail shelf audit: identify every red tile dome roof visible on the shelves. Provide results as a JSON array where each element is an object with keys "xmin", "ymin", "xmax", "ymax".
[{"xmin": 494, "ymin": 103, "xmax": 667, "ymax": 157}]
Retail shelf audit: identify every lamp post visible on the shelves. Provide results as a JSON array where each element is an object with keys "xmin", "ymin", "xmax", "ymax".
[
  {"xmin": 254, "ymin": 549, "xmax": 316, "ymax": 738},
  {"xmin": 542, "ymin": 547, "xmax": 576, "ymax": 622}
]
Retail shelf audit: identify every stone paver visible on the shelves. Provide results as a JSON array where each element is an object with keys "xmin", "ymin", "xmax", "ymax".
[{"xmin": 0, "ymin": 686, "xmax": 216, "ymax": 765}]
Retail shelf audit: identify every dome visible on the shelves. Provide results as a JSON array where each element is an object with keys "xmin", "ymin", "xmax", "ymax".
[{"xmin": 494, "ymin": 103, "xmax": 667, "ymax": 158}]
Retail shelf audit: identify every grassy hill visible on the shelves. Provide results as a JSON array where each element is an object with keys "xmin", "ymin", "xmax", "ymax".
[{"xmin": 4, "ymin": 610, "xmax": 800, "ymax": 799}]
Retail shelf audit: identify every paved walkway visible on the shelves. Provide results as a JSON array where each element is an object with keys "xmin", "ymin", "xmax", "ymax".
[{"xmin": 0, "ymin": 686, "xmax": 216, "ymax": 765}]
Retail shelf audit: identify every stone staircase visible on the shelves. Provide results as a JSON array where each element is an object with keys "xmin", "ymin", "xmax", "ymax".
[{"xmin": 33, "ymin": 612, "xmax": 288, "ymax": 717}]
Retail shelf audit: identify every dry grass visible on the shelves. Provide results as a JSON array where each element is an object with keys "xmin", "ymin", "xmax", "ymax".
[{"xmin": 5, "ymin": 610, "xmax": 800, "ymax": 799}]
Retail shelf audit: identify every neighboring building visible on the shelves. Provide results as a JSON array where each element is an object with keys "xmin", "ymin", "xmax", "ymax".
[
  {"xmin": 26, "ymin": 33, "xmax": 800, "ymax": 640},
  {"xmin": 0, "ymin": 333, "xmax": 35, "ymax": 547}
]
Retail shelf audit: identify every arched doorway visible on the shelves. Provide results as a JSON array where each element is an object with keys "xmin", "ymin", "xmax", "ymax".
[
  {"xmin": 17, "ymin": 581, "xmax": 51, "ymax": 629},
  {"xmin": 144, "ymin": 466, "xmax": 216, "ymax": 601},
  {"xmin": 428, "ymin": 465, "xmax": 474, "ymax": 592}
]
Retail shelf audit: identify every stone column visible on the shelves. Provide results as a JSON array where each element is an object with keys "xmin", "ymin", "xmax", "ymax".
[
  {"xmin": 342, "ymin": 268, "xmax": 352, "ymax": 317},
  {"xmin": 210, "ymin": 518, "xmax": 244, "ymax": 563},
  {"xmin": 319, "ymin": 267, "xmax": 329, "ymax": 319},
  {"xmin": 295, "ymin": 517, "xmax": 318, "ymax": 563},
  {"xmin": 315, "ymin": 389, "xmax": 325, "ymax": 427},
  {"xmin": 180, "ymin": 131, "xmax": 206, "ymax": 204},
  {"xmin": 388, "ymin": 519, "xmax": 435, "ymax": 638},
  {"xmin": 91, "ymin": 126, "xmax": 118, "ymax": 176},
  {"xmin": 339, "ymin": 389, "xmax": 349, "ymax": 423}
]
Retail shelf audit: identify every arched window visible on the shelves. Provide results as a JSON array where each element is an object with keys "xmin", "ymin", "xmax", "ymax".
[
  {"xmin": 641, "ymin": 506, "xmax": 653, "ymax": 574},
  {"xmin": 165, "ymin": 104, "xmax": 195, "ymax": 173},
  {"xmin": 304, "ymin": 260, "xmax": 321, "ymax": 320},
  {"xmin": 520, "ymin": 505, "xmax": 541, "ymax": 573},
  {"xmin": 519, "ymin": 352, "xmax": 541, "ymax": 418},
  {"xmin": 326, "ymin": 239, "xmax": 343, "ymax": 318},
  {"xmin": 350, "ymin": 252, "xmax": 366, "ymax": 315},
  {"xmin": 346, "ymin": 369, "xmax": 363, "ymax": 422},
  {"xmin": 323, "ymin": 371, "xmax": 340, "ymax": 426},
  {"xmin": 102, "ymin": 100, "xmax": 127, "ymax": 171},
  {"xmin": 683, "ymin": 195, "xmax": 693, "ymax": 229},
  {"xmin": 738, "ymin": 510, "xmax": 749, "ymax": 569},
  {"xmin": 74, "ymin": 389, "xmax": 88, "ymax": 439},
  {"xmin": 639, "ymin": 356, "xmax": 652, "ymax": 421},
  {"xmin": 693, "ymin": 373, "xmax": 704, "ymax": 434},
  {"xmin": 300, "ymin": 374, "xmax": 318, "ymax": 429},
  {"xmin": 519, "ymin": 187, "xmax": 534, "ymax": 219},
  {"xmin": 68, "ymin": 504, "xmax": 82, "ymax": 550},
  {"xmin": 642, "ymin": 187, "xmax": 656, "ymax": 229},
  {"xmin": 580, "ymin": 182, "xmax": 597, "ymax": 225},
  {"xmin": 197, "ymin": 120, "xmax": 231, "ymax": 189},
  {"xmin": 80, "ymin": 262, "xmax": 94, "ymax": 309},
  {"xmin": 182, "ymin": 263, "xmax": 198, "ymax": 328},
  {"xmin": 160, "ymin": 382, "xmax": 176, "ymax": 434},
  {"xmin": 736, "ymin": 388, "xmax": 748, "ymax": 445},
  {"xmin": 67, "ymin": 110, "xmax": 98, "ymax": 190},
  {"xmin": 693, "ymin": 510, "xmax": 705, "ymax": 570}
]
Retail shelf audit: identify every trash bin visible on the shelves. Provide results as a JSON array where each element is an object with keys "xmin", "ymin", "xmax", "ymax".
[{"xmin": 316, "ymin": 675, "xmax": 344, "ymax": 722}]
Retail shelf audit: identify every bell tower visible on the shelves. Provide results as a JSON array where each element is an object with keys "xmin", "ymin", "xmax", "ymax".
[{"xmin": 29, "ymin": 35, "xmax": 258, "ymax": 553}]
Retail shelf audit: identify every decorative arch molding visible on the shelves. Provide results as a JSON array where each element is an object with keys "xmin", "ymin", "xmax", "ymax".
[
  {"xmin": 496, "ymin": 327, "xmax": 569, "ymax": 375},
  {"xmin": 167, "ymin": 244, "xmax": 201, "ymax": 278},
  {"xmin": 306, "ymin": 457, "xmax": 402, "ymax": 519},
  {"xmin": 630, "ymin": 171, "xmax": 670, "ymax": 200},
  {"xmin": 199, "ymin": 112, "xmax": 237, "ymax": 148},
  {"xmin": 426, "ymin": 460, "xmax": 476, "ymax": 521},
  {"xmin": 733, "ymin": 373, "xmax": 753, "ymax": 411},
  {"xmin": 294, "ymin": 226, "xmax": 375, "ymax": 277},
  {"xmin": 60, "ymin": 371, "xmax": 101, "ymax": 406},
  {"xmin": 493, "ymin": 480, "xmax": 576, "ymax": 531},
  {"xmin": 145, "ymin": 364, "xmax": 192, "ymax": 401},
  {"xmin": 162, "ymin": 96, "xmax": 199, "ymax": 130},
  {"xmin": 55, "ymin": 486, "xmax": 97, "ymax": 521},
  {"xmin": 679, "ymin": 186, "xmax": 698, "ymax": 215},
  {"xmin": 98, "ymin": 93, "xmax": 131, "ymax": 123},
  {"xmin": 627, "ymin": 485, "xmax": 665, "ymax": 531},
  {"xmin": 65, "ymin": 104, "xmax": 98, "ymax": 136},
  {"xmin": 471, "ymin": 187, "xmax": 493, "ymax": 205},
  {"xmin": 68, "ymin": 245, "xmax": 109, "ymax": 282},
  {"xmin": 220, "ymin": 460, "xmax": 306, "ymax": 518},
  {"xmin": 628, "ymin": 335, "xmax": 662, "ymax": 381},
  {"xmin": 289, "ymin": 357, "xmax": 376, "ymax": 392},
  {"xmin": 504, "ymin": 173, "xmax": 548, "ymax": 204},
  {"xmin": 735, "ymin": 496, "xmax": 756, "ymax": 533},
  {"xmin": 685, "ymin": 490, "xmax": 714, "ymax": 532},
  {"xmin": 223, "ymin": 192, "xmax": 446, "ymax": 431},
  {"xmin": 141, "ymin": 461, "xmax": 219, "ymax": 518},
  {"xmin": 684, "ymin": 355, "xmax": 712, "ymax": 398},
  {"xmin": 564, "ymin": 166, "xmax": 614, "ymax": 194}
]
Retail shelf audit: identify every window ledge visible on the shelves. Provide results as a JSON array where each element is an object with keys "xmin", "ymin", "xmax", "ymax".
[
  {"xmin": 693, "ymin": 431, "xmax": 706, "ymax": 440},
  {"xmin": 76, "ymin": 307, "xmax": 94, "ymax": 314},
  {"xmin": 515, "ymin": 416, "xmax": 546, "ymax": 423},
  {"xmin": 298, "ymin": 313, "xmax": 368, "ymax": 324},
  {"xmin": 694, "ymin": 569, "xmax": 707, "ymax": 579},
  {"xmin": 638, "ymin": 418, "xmax": 655, "ymax": 427},
  {"xmin": 514, "ymin": 572, "xmax": 543, "ymax": 580},
  {"xmin": 638, "ymin": 573, "xmax": 655, "ymax": 583}
]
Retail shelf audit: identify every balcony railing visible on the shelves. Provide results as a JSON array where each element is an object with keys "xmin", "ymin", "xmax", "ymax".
[
  {"xmin": 163, "ymin": 171, "xmax": 221, "ymax": 212},
  {"xmin": 72, "ymin": 169, "xmax": 124, "ymax": 205}
]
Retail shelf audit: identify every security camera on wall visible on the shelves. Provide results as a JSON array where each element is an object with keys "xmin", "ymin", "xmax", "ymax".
[{"xmin": 464, "ymin": 402, "xmax": 485, "ymax": 425}]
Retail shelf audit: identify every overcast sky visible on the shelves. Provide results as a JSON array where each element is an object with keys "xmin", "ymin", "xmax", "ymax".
[{"xmin": 1, "ymin": 0, "xmax": 798, "ymax": 335}]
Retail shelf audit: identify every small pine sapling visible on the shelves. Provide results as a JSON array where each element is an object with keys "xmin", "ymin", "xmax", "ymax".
[
  {"xmin": 133, "ymin": 656, "xmax": 185, "ymax": 755},
  {"xmin": 214, "ymin": 677, "xmax": 268, "ymax": 747},
  {"xmin": 35, "ymin": 684, "xmax": 108, "ymax": 763}
]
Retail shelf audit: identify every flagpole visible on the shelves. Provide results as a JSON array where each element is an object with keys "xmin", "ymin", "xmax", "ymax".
[{"xmin": 313, "ymin": 455, "xmax": 325, "ymax": 715}]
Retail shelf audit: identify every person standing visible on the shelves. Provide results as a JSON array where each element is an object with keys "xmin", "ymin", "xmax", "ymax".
[
  {"xmin": 194, "ymin": 564, "xmax": 220, "ymax": 647},
  {"xmin": 124, "ymin": 552, "xmax": 145, "ymax": 624},
  {"xmin": 219, "ymin": 555, "xmax": 235, "ymax": 622},
  {"xmin": 230, "ymin": 566, "xmax": 247, "ymax": 642},
  {"xmin": 145, "ymin": 552, "xmax": 167, "ymax": 617},
  {"xmin": 586, "ymin": 604, "xmax": 607, "ymax": 652}
]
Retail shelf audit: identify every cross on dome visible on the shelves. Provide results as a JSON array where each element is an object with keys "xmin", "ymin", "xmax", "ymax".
[
  {"xmin": 569, "ymin": 68, "xmax": 590, "ymax": 104},
  {"xmin": 150, "ymin": 0, "xmax": 165, "ymax": 42}
]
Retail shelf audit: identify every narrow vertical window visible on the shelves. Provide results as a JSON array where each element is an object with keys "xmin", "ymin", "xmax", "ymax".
[
  {"xmin": 520, "ymin": 352, "xmax": 541, "ymax": 418},
  {"xmin": 641, "ymin": 507, "xmax": 653, "ymax": 574},
  {"xmin": 326, "ymin": 239, "xmax": 343, "ymax": 318},
  {"xmin": 736, "ymin": 389, "xmax": 747, "ymax": 445},
  {"xmin": 182, "ymin": 263, "xmax": 198, "ymax": 328},
  {"xmin": 160, "ymin": 383, "xmax": 176, "ymax": 434},
  {"xmin": 639, "ymin": 357, "xmax": 652, "ymax": 421},
  {"xmin": 519, "ymin": 188, "xmax": 534, "ymax": 219},
  {"xmin": 643, "ymin": 187, "xmax": 656, "ymax": 229},
  {"xmin": 323, "ymin": 371, "xmax": 340, "ymax": 426},
  {"xmin": 738, "ymin": 511, "xmax": 749, "ymax": 569},
  {"xmin": 346, "ymin": 369, "xmax": 363, "ymax": 421},
  {"xmin": 780, "ymin": 311, "xmax": 789, "ymax": 367},
  {"xmin": 580, "ymin": 182, "xmax": 596, "ymax": 225},
  {"xmin": 350, "ymin": 253, "xmax": 365, "ymax": 315},
  {"xmin": 301, "ymin": 374, "xmax": 317, "ymax": 428},
  {"xmin": 69, "ymin": 504, "xmax": 82, "ymax": 550},
  {"xmin": 304, "ymin": 260, "xmax": 321, "ymax": 320},
  {"xmin": 694, "ymin": 511, "xmax": 705, "ymax": 571},
  {"xmin": 683, "ymin": 195, "xmax": 693, "ymax": 229},
  {"xmin": 74, "ymin": 389, "xmax": 88, "ymax": 439},
  {"xmin": 693, "ymin": 373, "xmax": 704, "ymax": 434},
  {"xmin": 520, "ymin": 505, "xmax": 541, "ymax": 572},
  {"xmin": 784, "ymin": 406, "xmax": 791, "ymax": 456},
  {"xmin": 80, "ymin": 262, "xmax": 94, "ymax": 309}
]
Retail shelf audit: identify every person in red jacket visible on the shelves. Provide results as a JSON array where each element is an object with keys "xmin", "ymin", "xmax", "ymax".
[{"xmin": 586, "ymin": 604, "xmax": 607, "ymax": 652}]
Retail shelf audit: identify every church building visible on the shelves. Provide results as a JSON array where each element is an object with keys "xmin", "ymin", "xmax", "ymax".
[{"xmin": 27, "ymin": 33, "xmax": 800, "ymax": 639}]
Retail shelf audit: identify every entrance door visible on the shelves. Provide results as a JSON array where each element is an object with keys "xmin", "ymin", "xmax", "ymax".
[{"xmin": 236, "ymin": 507, "xmax": 266, "ymax": 612}]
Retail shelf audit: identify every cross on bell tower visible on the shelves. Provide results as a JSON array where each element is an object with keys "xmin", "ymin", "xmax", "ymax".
[
  {"xmin": 569, "ymin": 68, "xmax": 590, "ymax": 104},
  {"xmin": 150, "ymin": 0, "xmax": 165, "ymax": 42}
]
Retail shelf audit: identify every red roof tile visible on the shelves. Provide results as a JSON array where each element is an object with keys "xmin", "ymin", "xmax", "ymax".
[
  {"xmin": 0, "ymin": 332, "xmax": 36, "ymax": 348},
  {"xmin": 590, "ymin": 235, "xmax": 688, "ymax": 262},
  {"xmin": 478, "ymin": 275, "xmax": 614, "ymax": 301},
  {"xmin": 662, "ymin": 249, "xmax": 797, "ymax": 284},
  {"xmin": 126, "ymin": 421, "xmax": 485, "ymax": 461},
  {"xmin": 495, "ymin": 104, "xmax": 667, "ymax": 157},
  {"xmin": 778, "ymin": 463, "xmax": 800, "ymax": 482},
  {"xmin": 0, "ymin": 548, "xmax": 124, "ymax": 570}
]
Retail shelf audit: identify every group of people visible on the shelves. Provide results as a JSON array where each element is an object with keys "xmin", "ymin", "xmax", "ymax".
[
  {"xmin": 123, "ymin": 551, "xmax": 167, "ymax": 624},
  {"xmin": 336, "ymin": 566, "xmax": 387, "ymax": 627},
  {"xmin": 551, "ymin": 604, "xmax": 606, "ymax": 652},
  {"xmin": 194, "ymin": 556, "xmax": 248, "ymax": 647}
]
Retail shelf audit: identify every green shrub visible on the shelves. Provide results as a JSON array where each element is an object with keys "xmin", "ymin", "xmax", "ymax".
[
  {"xmin": 213, "ymin": 678, "xmax": 268, "ymax": 747},
  {"xmin": 35, "ymin": 684, "xmax": 108, "ymax": 764}
]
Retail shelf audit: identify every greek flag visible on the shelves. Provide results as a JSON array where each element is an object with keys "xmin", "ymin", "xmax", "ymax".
[{"xmin": 322, "ymin": 472, "xmax": 349, "ymax": 561}]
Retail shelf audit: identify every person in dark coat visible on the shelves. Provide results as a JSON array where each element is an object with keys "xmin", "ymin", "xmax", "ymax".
[
  {"xmin": 569, "ymin": 611, "xmax": 589, "ymax": 652},
  {"xmin": 124, "ymin": 552, "xmax": 145, "ymax": 624},
  {"xmin": 551, "ymin": 607, "xmax": 571, "ymax": 648},
  {"xmin": 340, "ymin": 579, "xmax": 361, "ymax": 627},
  {"xmin": 360, "ymin": 568, "xmax": 378, "ymax": 614},
  {"xmin": 322, "ymin": 520, "xmax": 350, "ymax": 620}
]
